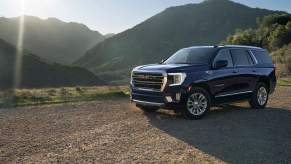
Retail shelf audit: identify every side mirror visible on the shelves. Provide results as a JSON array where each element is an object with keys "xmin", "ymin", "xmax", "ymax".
[
  {"xmin": 159, "ymin": 59, "xmax": 165, "ymax": 64},
  {"xmin": 214, "ymin": 60, "xmax": 228, "ymax": 69}
]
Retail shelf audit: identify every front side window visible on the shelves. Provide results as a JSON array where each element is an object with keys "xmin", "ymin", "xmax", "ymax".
[
  {"xmin": 213, "ymin": 49, "xmax": 233, "ymax": 68},
  {"xmin": 164, "ymin": 48, "xmax": 216, "ymax": 65},
  {"xmin": 231, "ymin": 49, "xmax": 254, "ymax": 66}
]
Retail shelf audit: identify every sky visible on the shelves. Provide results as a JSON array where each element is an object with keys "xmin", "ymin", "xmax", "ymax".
[{"xmin": 0, "ymin": 0, "xmax": 290, "ymax": 34}]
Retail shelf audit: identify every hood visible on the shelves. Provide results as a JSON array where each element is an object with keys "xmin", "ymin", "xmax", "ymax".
[{"xmin": 135, "ymin": 63, "xmax": 209, "ymax": 73}]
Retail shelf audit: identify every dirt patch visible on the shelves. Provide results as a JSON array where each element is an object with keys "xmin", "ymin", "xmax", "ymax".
[{"xmin": 0, "ymin": 87, "xmax": 291, "ymax": 163}]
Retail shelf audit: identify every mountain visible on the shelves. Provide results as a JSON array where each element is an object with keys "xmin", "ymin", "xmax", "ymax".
[
  {"xmin": 105, "ymin": 33, "xmax": 115, "ymax": 38},
  {"xmin": 0, "ymin": 16, "xmax": 105, "ymax": 64},
  {"xmin": 75, "ymin": 0, "xmax": 284, "ymax": 82},
  {"xmin": 0, "ymin": 39, "xmax": 104, "ymax": 89}
]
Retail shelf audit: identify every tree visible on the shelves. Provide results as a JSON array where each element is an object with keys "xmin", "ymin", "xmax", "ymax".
[
  {"xmin": 259, "ymin": 14, "xmax": 291, "ymax": 28},
  {"xmin": 225, "ymin": 13, "xmax": 291, "ymax": 76},
  {"xmin": 272, "ymin": 43, "xmax": 291, "ymax": 75},
  {"xmin": 268, "ymin": 22, "xmax": 291, "ymax": 50},
  {"xmin": 225, "ymin": 14, "xmax": 291, "ymax": 50},
  {"xmin": 225, "ymin": 29, "xmax": 261, "ymax": 47}
]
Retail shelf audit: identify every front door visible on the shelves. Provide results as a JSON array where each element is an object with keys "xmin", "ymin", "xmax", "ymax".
[{"xmin": 208, "ymin": 49, "xmax": 240, "ymax": 98}]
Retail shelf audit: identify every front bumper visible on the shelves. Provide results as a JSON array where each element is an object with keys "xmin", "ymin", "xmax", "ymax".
[
  {"xmin": 130, "ymin": 85, "xmax": 187, "ymax": 108},
  {"xmin": 132, "ymin": 99, "xmax": 164, "ymax": 107}
]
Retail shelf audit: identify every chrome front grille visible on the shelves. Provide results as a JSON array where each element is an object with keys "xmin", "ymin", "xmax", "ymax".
[{"xmin": 132, "ymin": 72, "xmax": 166, "ymax": 91}]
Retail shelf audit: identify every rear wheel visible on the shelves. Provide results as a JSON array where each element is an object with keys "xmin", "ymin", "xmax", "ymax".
[
  {"xmin": 136, "ymin": 104, "xmax": 159, "ymax": 112},
  {"xmin": 249, "ymin": 82, "xmax": 269, "ymax": 109},
  {"xmin": 183, "ymin": 88, "xmax": 211, "ymax": 120}
]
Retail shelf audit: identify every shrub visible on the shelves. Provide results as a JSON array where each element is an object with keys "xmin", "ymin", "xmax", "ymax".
[
  {"xmin": 47, "ymin": 89, "xmax": 57, "ymax": 96},
  {"xmin": 60, "ymin": 88, "xmax": 70, "ymax": 96},
  {"xmin": 75, "ymin": 86, "xmax": 83, "ymax": 92}
]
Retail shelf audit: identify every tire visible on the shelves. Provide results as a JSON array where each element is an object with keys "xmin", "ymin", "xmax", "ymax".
[
  {"xmin": 249, "ymin": 82, "xmax": 269, "ymax": 109},
  {"xmin": 136, "ymin": 104, "xmax": 159, "ymax": 112},
  {"xmin": 183, "ymin": 88, "xmax": 211, "ymax": 120}
]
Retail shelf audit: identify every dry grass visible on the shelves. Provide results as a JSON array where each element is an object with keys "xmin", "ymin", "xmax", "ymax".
[
  {"xmin": 0, "ymin": 86, "xmax": 129, "ymax": 108},
  {"xmin": 278, "ymin": 77, "xmax": 291, "ymax": 87}
]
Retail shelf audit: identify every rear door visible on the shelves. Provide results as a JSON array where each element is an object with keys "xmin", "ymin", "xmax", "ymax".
[
  {"xmin": 251, "ymin": 50, "xmax": 277, "ymax": 93},
  {"xmin": 230, "ymin": 48, "xmax": 257, "ymax": 92}
]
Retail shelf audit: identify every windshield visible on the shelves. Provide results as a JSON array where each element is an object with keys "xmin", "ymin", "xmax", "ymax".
[{"xmin": 164, "ymin": 48, "xmax": 216, "ymax": 64}]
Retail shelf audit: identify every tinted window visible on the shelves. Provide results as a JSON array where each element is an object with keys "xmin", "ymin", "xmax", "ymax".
[
  {"xmin": 231, "ymin": 49, "xmax": 253, "ymax": 66},
  {"xmin": 252, "ymin": 50, "xmax": 273, "ymax": 64},
  {"xmin": 164, "ymin": 48, "xmax": 216, "ymax": 64},
  {"xmin": 214, "ymin": 49, "xmax": 233, "ymax": 68}
]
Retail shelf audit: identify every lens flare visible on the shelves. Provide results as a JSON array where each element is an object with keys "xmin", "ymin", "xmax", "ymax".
[{"xmin": 13, "ymin": 0, "xmax": 25, "ymax": 89}]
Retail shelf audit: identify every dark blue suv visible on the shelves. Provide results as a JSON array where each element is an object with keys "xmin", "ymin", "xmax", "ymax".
[{"xmin": 130, "ymin": 45, "xmax": 277, "ymax": 119}]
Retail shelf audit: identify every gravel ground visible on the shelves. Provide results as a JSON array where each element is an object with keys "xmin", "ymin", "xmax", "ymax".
[{"xmin": 0, "ymin": 87, "xmax": 291, "ymax": 163}]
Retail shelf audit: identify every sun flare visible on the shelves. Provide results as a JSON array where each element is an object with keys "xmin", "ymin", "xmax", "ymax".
[{"xmin": 13, "ymin": 0, "xmax": 25, "ymax": 88}]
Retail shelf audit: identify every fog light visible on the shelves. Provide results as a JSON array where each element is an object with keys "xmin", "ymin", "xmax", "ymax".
[
  {"xmin": 176, "ymin": 93, "xmax": 181, "ymax": 101},
  {"xmin": 188, "ymin": 86, "xmax": 192, "ymax": 92},
  {"xmin": 166, "ymin": 96, "xmax": 173, "ymax": 102}
]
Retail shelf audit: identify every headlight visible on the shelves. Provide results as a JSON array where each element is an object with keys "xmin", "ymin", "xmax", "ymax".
[{"xmin": 168, "ymin": 73, "xmax": 186, "ymax": 86}]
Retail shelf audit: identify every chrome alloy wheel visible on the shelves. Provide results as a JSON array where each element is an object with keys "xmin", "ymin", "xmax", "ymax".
[
  {"xmin": 257, "ymin": 87, "xmax": 268, "ymax": 106},
  {"xmin": 187, "ymin": 93, "xmax": 208, "ymax": 116}
]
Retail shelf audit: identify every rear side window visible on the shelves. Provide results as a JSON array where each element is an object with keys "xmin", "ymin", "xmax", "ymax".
[
  {"xmin": 252, "ymin": 50, "xmax": 273, "ymax": 64},
  {"xmin": 214, "ymin": 49, "xmax": 233, "ymax": 68},
  {"xmin": 230, "ymin": 49, "xmax": 254, "ymax": 66}
]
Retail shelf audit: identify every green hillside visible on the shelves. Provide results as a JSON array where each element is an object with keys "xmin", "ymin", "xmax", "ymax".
[
  {"xmin": 225, "ymin": 14, "xmax": 291, "ymax": 76},
  {"xmin": 0, "ymin": 39, "xmax": 104, "ymax": 89},
  {"xmin": 0, "ymin": 16, "xmax": 105, "ymax": 64},
  {"xmin": 75, "ymin": 0, "xmax": 283, "ymax": 83}
]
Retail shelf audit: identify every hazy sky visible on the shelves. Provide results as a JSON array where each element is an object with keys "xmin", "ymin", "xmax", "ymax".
[{"xmin": 0, "ymin": 0, "xmax": 290, "ymax": 34}]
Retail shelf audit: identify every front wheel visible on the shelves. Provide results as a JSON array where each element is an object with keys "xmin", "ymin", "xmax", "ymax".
[
  {"xmin": 183, "ymin": 88, "xmax": 211, "ymax": 120},
  {"xmin": 249, "ymin": 82, "xmax": 269, "ymax": 109}
]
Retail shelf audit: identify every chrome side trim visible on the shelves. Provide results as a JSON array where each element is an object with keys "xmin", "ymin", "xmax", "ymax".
[
  {"xmin": 133, "ymin": 99, "xmax": 164, "ymax": 106},
  {"xmin": 215, "ymin": 84, "xmax": 225, "ymax": 87},
  {"xmin": 215, "ymin": 91, "xmax": 253, "ymax": 98}
]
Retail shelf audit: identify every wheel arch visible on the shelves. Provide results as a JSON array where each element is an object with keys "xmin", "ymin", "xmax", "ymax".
[
  {"xmin": 188, "ymin": 82, "xmax": 213, "ymax": 99},
  {"xmin": 257, "ymin": 76, "xmax": 271, "ymax": 92}
]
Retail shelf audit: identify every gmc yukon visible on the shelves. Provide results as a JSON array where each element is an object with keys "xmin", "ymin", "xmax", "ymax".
[{"xmin": 130, "ymin": 45, "xmax": 276, "ymax": 119}]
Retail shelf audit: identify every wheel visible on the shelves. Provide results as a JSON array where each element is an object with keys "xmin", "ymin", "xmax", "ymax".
[
  {"xmin": 249, "ymin": 82, "xmax": 269, "ymax": 109},
  {"xmin": 183, "ymin": 88, "xmax": 211, "ymax": 120},
  {"xmin": 136, "ymin": 104, "xmax": 159, "ymax": 112}
]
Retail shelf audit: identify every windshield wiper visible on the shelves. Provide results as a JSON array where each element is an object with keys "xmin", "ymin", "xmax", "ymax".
[
  {"xmin": 172, "ymin": 62, "xmax": 191, "ymax": 64},
  {"xmin": 172, "ymin": 62, "xmax": 207, "ymax": 65}
]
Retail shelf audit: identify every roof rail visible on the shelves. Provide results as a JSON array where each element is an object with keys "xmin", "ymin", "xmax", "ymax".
[{"xmin": 223, "ymin": 45, "xmax": 263, "ymax": 49}]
